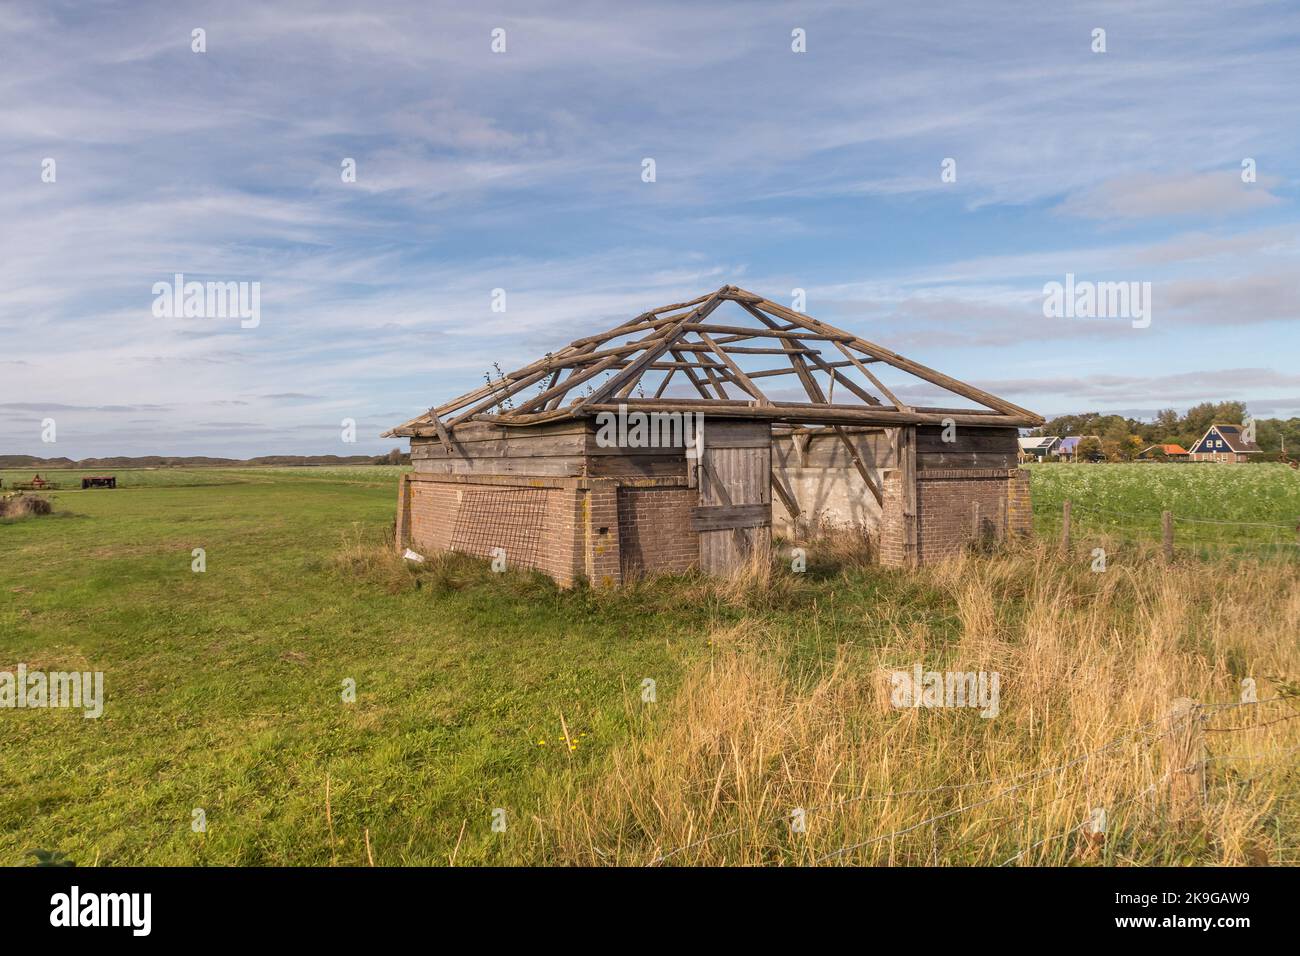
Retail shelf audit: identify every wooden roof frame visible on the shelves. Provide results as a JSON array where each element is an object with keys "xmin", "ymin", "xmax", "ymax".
[{"xmin": 385, "ymin": 285, "xmax": 1043, "ymax": 439}]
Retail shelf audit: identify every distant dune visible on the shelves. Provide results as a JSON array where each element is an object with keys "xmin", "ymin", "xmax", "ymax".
[{"xmin": 0, "ymin": 453, "xmax": 404, "ymax": 468}]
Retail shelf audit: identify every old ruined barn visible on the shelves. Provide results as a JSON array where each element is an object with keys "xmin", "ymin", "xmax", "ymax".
[{"xmin": 384, "ymin": 285, "xmax": 1042, "ymax": 585}]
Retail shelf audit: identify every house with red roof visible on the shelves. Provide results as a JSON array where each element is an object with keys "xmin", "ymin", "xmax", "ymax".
[{"xmin": 1136, "ymin": 443, "xmax": 1189, "ymax": 460}]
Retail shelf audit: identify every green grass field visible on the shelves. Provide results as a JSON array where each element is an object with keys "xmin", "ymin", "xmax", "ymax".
[
  {"xmin": 0, "ymin": 464, "xmax": 410, "ymax": 490},
  {"xmin": 1, "ymin": 464, "xmax": 1296, "ymax": 865},
  {"xmin": 1026, "ymin": 462, "xmax": 1300, "ymax": 556},
  {"xmin": 0, "ymin": 467, "xmax": 743, "ymax": 864}
]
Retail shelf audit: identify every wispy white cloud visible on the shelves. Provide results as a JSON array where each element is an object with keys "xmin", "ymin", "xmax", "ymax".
[
  {"xmin": 1058, "ymin": 172, "xmax": 1284, "ymax": 220},
  {"xmin": 1, "ymin": 0, "xmax": 1298, "ymax": 455}
]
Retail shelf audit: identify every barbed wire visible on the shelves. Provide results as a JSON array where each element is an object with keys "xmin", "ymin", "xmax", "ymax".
[
  {"xmin": 1208, "ymin": 745, "xmax": 1300, "ymax": 763},
  {"xmin": 1173, "ymin": 515, "xmax": 1300, "ymax": 530},
  {"xmin": 1205, "ymin": 711, "xmax": 1300, "ymax": 733},
  {"xmin": 1000, "ymin": 719, "xmax": 1300, "ymax": 865},
  {"xmin": 997, "ymin": 781, "xmax": 1161, "ymax": 867},
  {"xmin": 1053, "ymin": 501, "xmax": 1299, "ymax": 533}
]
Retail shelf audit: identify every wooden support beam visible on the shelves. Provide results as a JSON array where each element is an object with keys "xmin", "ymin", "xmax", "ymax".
[
  {"xmin": 443, "ymin": 368, "xmax": 554, "ymax": 430},
  {"xmin": 652, "ymin": 367, "xmax": 678, "ymax": 399},
  {"xmin": 679, "ymin": 346, "xmax": 734, "ymax": 400},
  {"xmin": 563, "ymin": 294, "xmax": 716, "ymax": 348},
  {"xmin": 432, "ymin": 414, "xmax": 453, "ymax": 452},
  {"xmin": 778, "ymin": 366, "xmax": 889, "ymax": 508},
  {"xmin": 510, "ymin": 324, "xmax": 681, "ymax": 415},
  {"xmin": 834, "ymin": 425, "xmax": 882, "ymax": 506},
  {"xmin": 696, "ymin": 358, "xmax": 734, "ymax": 400},
  {"xmin": 670, "ymin": 349, "xmax": 719, "ymax": 400},
  {"xmin": 735, "ymin": 289, "xmax": 1043, "ymax": 424},
  {"xmin": 746, "ymin": 363, "xmax": 853, "ymax": 380},
  {"xmin": 833, "ymin": 341, "xmax": 911, "ymax": 411},
  {"xmin": 717, "ymin": 344, "xmax": 820, "ymax": 355},
  {"xmin": 898, "ymin": 426, "xmax": 919, "ymax": 567},
  {"xmin": 385, "ymin": 297, "xmax": 684, "ymax": 436},
  {"xmin": 389, "ymin": 285, "xmax": 1040, "ymax": 439},
  {"xmin": 792, "ymin": 433, "xmax": 807, "ymax": 465},
  {"xmin": 680, "ymin": 322, "xmax": 853, "ymax": 342},
  {"xmin": 570, "ymin": 292, "xmax": 727, "ymax": 413},
  {"xmin": 738, "ymin": 301, "xmax": 883, "ymax": 407},
  {"xmin": 770, "ymin": 468, "xmax": 801, "ymax": 522},
  {"xmin": 694, "ymin": 330, "xmax": 774, "ymax": 405},
  {"xmin": 427, "ymin": 401, "xmax": 1035, "ymax": 432}
]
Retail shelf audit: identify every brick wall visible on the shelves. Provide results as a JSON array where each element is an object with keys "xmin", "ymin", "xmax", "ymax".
[
  {"xmin": 916, "ymin": 469, "xmax": 1010, "ymax": 561},
  {"xmin": 402, "ymin": 475, "xmax": 700, "ymax": 587},
  {"xmin": 406, "ymin": 478, "xmax": 584, "ymax": 584},
  {"xmin": 878, "ymin": 471, "xmax": 906, "ymax": 567},
  {"xmin": 879, "ymin": 468, "xmax": 1033, "ymax": 566},
  {"xmin": 1005, "ymin": 469, "xmax": 1033, "ymax": 539},
  {"xmin": 617, "ymin": 487, "xmax": 698, "ymax": 579},
  {"xmin": 584, "ymin": 483, "xmax": 623, "ymax": 587},
  {"xmin": 395, "ymin": 475, "xmax": 411, "ymax": 552},
  {"xmin": 399, "ymin": 456, "xmax": 1032, "ymax": 580},
  {"xmin": 408, "ymin": 479, "xmax": 459, "ymax": 554}
]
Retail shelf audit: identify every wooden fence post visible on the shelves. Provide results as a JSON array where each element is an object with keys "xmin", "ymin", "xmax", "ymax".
[
  {"xmin": 899, "ymin": 426, "xmax": 919, "ymax": 568},
  {"xmin": 1163, "ymin": 697, "xmax": 1205, "ymax": 822},
  {"xmin": 1162, "ymin": 510, "xmax": 1174, "ymax": 563},
  {"xmin": 1060, "ymin": 500, "xmax": 1071, "ymax": 553},
  {"xmin": 395, "ymin": 474, "xmax": 412, "ymax": 554}
]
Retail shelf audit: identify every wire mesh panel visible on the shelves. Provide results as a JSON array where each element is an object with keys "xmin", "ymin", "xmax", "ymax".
[{"xmin": 450, "ymin": 487, "xmax": 549, "ymax": 570}]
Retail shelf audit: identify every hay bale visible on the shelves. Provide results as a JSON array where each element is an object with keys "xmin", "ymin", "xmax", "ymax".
[{"xmin": 0, "ymin": 493, "xmax": 52, "ymax": 517}]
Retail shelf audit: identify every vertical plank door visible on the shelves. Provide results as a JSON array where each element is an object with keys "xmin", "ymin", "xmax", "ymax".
[{"xmin": 692, "ymin": 420, "xmax": 772, "ymax": 575}]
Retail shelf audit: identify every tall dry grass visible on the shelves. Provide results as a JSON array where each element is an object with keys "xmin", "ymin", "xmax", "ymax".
[
  {"xmin": 528, "ymin": 540, "xmax": 1299, "ymax": 865},
  {"xmin": 0, "ymin": 493, "xmax": 53, "ymax": 518}
]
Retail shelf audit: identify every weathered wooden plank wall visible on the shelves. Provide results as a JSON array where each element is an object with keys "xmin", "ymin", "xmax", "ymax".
[{"xmin": 695, "ymin": 421, "xmax": 772, "ymax": 575}]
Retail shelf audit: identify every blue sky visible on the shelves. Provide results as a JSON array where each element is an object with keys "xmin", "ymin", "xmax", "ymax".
[{"xmin": 2, "ymin": 0, "xmax": 1298, "ymax": 457}]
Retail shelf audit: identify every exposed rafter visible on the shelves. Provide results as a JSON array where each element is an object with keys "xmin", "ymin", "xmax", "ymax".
[{"xmin": 384, "ymin": 285, "xmax": 1043, "ymax": 438}]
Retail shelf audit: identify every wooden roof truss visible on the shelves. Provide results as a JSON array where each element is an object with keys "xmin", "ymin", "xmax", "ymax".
[{"xmin": 385, "ymin": 285, "xmax": 1043, "ymax": 439}]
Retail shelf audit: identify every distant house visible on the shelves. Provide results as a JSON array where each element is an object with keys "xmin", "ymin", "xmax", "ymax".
[
  {"xmin": 1056, "ymin": 436, "xmax": 1102, "ymax": 462},
  {"xmin": 1018, "ymin": 436, "xmax": 1059, "ymax": 462},
  {"xmin": 1188, "ymin": 424, "xmax": 1261, "ymax": 463},
  {"xmin": 1137, "ymin": 443, "xmax": 1189, "ymax": 461}
]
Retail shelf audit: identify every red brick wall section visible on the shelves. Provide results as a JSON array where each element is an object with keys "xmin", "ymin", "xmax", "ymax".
[
  {"xmin": 405, "ymin": 478, "xmax": 700, "ymax": 588},
  {"xmin": 878, "ymin": 471, "xmax": 907, "ymax": 568},
  {"xmin": 543, "ymin": 488, "xmax": 585, "ymax": 585},
  {"xmin": 917, "ymin": 472, "xmax": 1005, "ymax": 561},
  {"xmin": 584, "ymin": 484, "xmax": 623, "ymax": 588},
  {"xmin": 395, "ymin": 475, "xmax": 412, "ymax": 553},
  {"xmin": 617, "ymin": 487, "xmax": 698, "ymax": 579},
  {"xmin": 1005, "ymin": 469, "xmax": 1033, "ymax": 539},
  {"xmin": 401, "ymin": 467, "xmax": 1034, "ymax": 581},
  {"xmin": 406, "ymin": 480, "xmax": 584, "ymax": 585},
  {"xmin": 879, "ymin": 468, "xmax": 1033, "ymax": 566},
  {"xmin": 408, "ymin": 479, "xmax": 459, "ymax": 554}
]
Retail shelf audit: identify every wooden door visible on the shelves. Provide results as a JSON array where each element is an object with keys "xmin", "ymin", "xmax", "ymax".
[{"xmin": 693, "ymin": 420, "xmax": 772, "ymax": 575}]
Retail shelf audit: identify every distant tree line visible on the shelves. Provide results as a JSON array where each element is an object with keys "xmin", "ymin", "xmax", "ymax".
[{"xmin": 1027, "ymin": 402, "xmax": 1300, "ymax": 462}]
